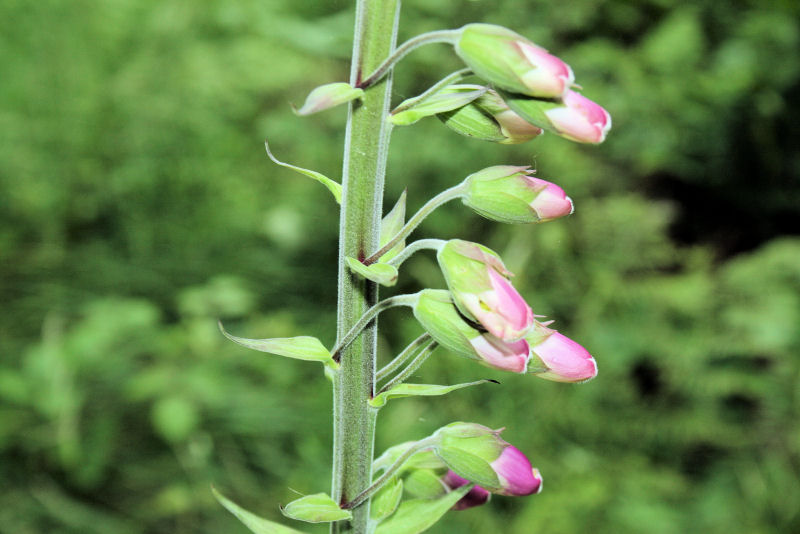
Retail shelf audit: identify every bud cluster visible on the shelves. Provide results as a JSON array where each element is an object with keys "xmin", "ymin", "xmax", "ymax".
[{"xmin": 414, "ymin": 240, "xmax": 598, "ymax": 383}]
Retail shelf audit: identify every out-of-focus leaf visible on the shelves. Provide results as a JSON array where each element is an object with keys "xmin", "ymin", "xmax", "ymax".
[
  {"xmin": 212, "ymin": 487, "xmax": 308, "ymax": 534},
  {"xmin": 374, "ymin": 485, "xmax": 470, "ymax": 534}
]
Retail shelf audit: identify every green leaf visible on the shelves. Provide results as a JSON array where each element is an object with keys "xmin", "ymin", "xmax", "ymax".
[
  {"xmin": 346, "ymin": 257, "xmax": 399, "ymax": 287},
  {"xmin": 374, "ymin": 485, "xmax": 470, "ymax": 534},
  {"xmin": 280, "ymin": 493, "xmax": 352, "ymax": 523},
  {"xmin": 391, "ymin": 86, "xmax": 487, "ymax": 126},
  {"xmin": 219, "ymin": 322, "xmax": 335, "ymax": 367},
  {"xmin": 379, "ymin": 190, "xmax": 407, "ymax": 262},
  {"xmin": 293, "ymin": 82, "xmax": 364, "ymax": 116},
  {"xmin": 370, "ymin": 380, "xmax": 494, "ymax": 408},
  {"xmin": 264, "ymin": 140, "xmax": 342, "ymax": 204},
  {"xmin": 212, "ymin": 487, "xmax": 308, "ymax": 534},
  {"xmin": 370, "ymin": 477, "xmax": 404, "ymax": 523}
]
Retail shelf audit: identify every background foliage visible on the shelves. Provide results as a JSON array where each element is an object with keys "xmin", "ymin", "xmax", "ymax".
[{"xmin": 1, "ymin": 0, "xmax": 799, "ymax": 532}]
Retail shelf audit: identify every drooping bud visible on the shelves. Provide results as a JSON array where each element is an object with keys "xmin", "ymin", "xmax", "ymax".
[
  {"xmin": 500, "ymin": 89, "xmax": 612, "ymax": 144},
  {"xmin": 462, "ymin": 165, "xmax": 573, "ymax": 224},
  {"xmin": 438, "ymin": 87, "xmax": 543, "ymax": 144},
  {"xmin": 455, "ymin": 24, "xmax": 574, "ymax": 98},
  {"xmin": 442, "ymin": 471, "xmax": 491, "ymax": 510},
  {"xmin": 412, "ymin": 290, "xmax": 530, "ymax": 373},
  {"xmin": 437, "ymin": 240, "xmax": 534, "ymax": 342},
  {"xmin": 526, "ymin": 322, "xmax": 597, "ymax": 383},
  {"xmin": 434, "ymin": 422, "xmax": 542, "ymax": 496}
]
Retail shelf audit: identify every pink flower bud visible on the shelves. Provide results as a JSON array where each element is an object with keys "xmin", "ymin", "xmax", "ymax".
[
  {"xmin": 490, "ymin": 446, "xmax": 543, "ymax": 496},
  {"xmin": 527, "ymin": 323, "xmax": 597, "ymax": 383},
  {"xmin": 455, "ymin": 24, "xmax": 574, "ymax": 98},
  {"xmin": 469, "ymin": 335, "xmax": 530, "ymax": 374},
  {"xmin": 442, "ymin": 471, "xmax": 491, "ymax": 510},
  {"xmin": 515, "ymin": 41, "xmax": 575, "ymax": 98},
  {"xmin": 544, "ymin": 90, "xmax": 612, "ymax": 144},
  {"xmin": 526, "ymin": 177, "xmax": 573, "ymax": 221},
  {"xmin": 437, "ymin": 240, "xmax": 534, "ymax": 342}
]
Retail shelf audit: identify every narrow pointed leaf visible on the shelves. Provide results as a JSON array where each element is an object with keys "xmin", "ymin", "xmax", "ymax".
[
  {"xmin": 370, "ymin": 380, "xmax": 494, "ymax": 408},
  {"xmin": 374, "ymin": 485, "xmax": 470, "ymax": 534},
  {"xmin": 391, "ymin": 86, "xmax": 486, "ymax": 126},
  {"xmin": 346, "ymin": 257, "xmax": 399, "ymax": 287},
  {"xmin": 265, "ymin": 140, "xmax": 342, "ymax": 204},
  {"xmin": 294, "ymin": 82, "xmax": 364, "ymax": 116},
  {"xmin": 370, "ymin": 478, "xmax": 404, "ymax": 523},
  {"xmin": 280, "ymin": 493, "xmax": 352, "ymax": 523},
  {"xmin": 219, "ymin": 322, "xmax": 335, "ymax": 366},
  {"xmin": 379, "ymin": 190, "xmax": 407, "ymax": 262},
  {"xmin": 212, "ymin": 487, "xmax": 308, "ymax": 534}
]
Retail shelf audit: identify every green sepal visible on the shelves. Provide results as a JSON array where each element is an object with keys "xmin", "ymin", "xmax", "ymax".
[
  {"xmin": 370, "ymin": 477, "xmax": 404, "ymax": 523},
  {"xmin": 265, "ymin": 140, "xmax": 342, "ymax": 204},
  {"xmin": 293, "ymin": 82, "xmax": 364, "ymax": 116},
  {"xmin": 346, "ymin": 257, "xmax": 399, "ymax": 287},
  {"xmin": 438, "ymin": 101, "xmax": 506, "ymax": 143},
  {"xmin": 495, "ymin": 89, "xmax": 560, "ymax": 132},
  {"xmin": 370, "ymin": 380, "xmax": 494, "ymax": 408},
  {"xmin": 391, "ymin": 85, "xmax": 486, "ymax": 126},
  {"xmin": 374, "ymin": 485, "xmax": 470, "ymax": 534},
  {"xmin": 403, "ymin": 469, "xmax": 447, "ymax": 500},
  {"xmin": 379, "ymin": 190, "xmax": 407, "ymax": 262},
  {"xmin": 435, "ymin": 448, "xmax": 499, "ymax": 490},
  {"xmin": 212, "ymin": 486, "xmax": 308, "ymax": 534},
  {"xmin": 280, "ymin": 493, "xmax": 352, "ymax": 523},
  {"xmin": 219, "ymin": 322, "xmax": 337, "ymax": 369}
]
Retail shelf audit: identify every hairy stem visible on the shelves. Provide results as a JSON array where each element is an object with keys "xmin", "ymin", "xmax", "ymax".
[
  {"xmin": 358, "ymin": 29, "xmax": 461, "ymax": 89},
  {"xmin": 376, "ymin": 332, "xmax": 431, "ymax": 382},
  {"xmin": 388, "ymin": 238, "xmax": 446, "ymax": 268},
  {"xmin": 364, "ymin": 183, "xmax": 466, "ymax": 265},
  {"xmin": 342, "ymin": 437, "xmax": 439, "ymax": 510},
  {"xmin": 331, "ymin": 1, "xmax": 401, "ymax": 533},
  {"xmin": 378, "ymin": 341, "xmax": 438, "ymax": 395},
  {"xmin": 332, "ymin": 294, "xmax": 420, "ymax": 361}
]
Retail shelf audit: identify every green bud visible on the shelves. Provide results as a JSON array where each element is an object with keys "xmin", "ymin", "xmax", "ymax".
[
  {"xmin": 462, "ymin": 165, "xmax": 574, "ymax": 224},
  {"xmin": 294, "ymin": 82, "xmax": 364, "ymax": 116},
  {"xmin": 433, "ymin": 423, "xmax": 505, "ymax": 489},
  {"xmin": 439, "ymin": 87, "xmax": 543, "ymax": 144}
]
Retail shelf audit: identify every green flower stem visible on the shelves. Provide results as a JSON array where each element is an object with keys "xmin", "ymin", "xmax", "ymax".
[
  {"xmin": 387, "ymin": 238, "xmax": 446, "ymax": 268},
  {"xmin": 332, "ymin": 1, "xmax": 401, "ymax": 532},
  {"xmin": 377, "ymin": 341, "xmax": 439, "ymax": 395},
  {"xmin": 391, "ymin": 68, "xmax": 473, "ymax": 115},
  {"xmin": 332, "ymin": 294, "xmax": 420, "ymax": 362},
  {"xmin": 358, "ymin": 29, "xmax": 462, "ymax": 89},
  {"xmin": 364, "ymin": 183, "xmax": 467, "ymax": 265},
  {"xmin": 342, "ymin": 437, "xmax": 439, "ymax": 511},
  {"xmin": 376, "ymin": 332, "xmax": 431, "ymax": 382}
]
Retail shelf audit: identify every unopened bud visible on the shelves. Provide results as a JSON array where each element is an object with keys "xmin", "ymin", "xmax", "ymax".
[
  {"xmin": 463, "ymin": 165, "xmax": 573, "ymax": 224},
  {"xmin": 455, "ymin": 24, "xmax": 574, "ymax": 98},
  {"xmin": 526, "ymin": 322, "xmax": 597, "ymax": 383},
  {"xmin": 437, "ymin": 240, "xmax": 534, "ymax": 342},
  {"xmin": 501, "ymin": 89, "xmax": 612, "ymax": 144}
]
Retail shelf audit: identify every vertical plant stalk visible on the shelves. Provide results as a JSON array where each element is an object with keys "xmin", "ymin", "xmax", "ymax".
[{"xmin": 332, "ymin": 1, "xmax": 401, "ymax": 533}]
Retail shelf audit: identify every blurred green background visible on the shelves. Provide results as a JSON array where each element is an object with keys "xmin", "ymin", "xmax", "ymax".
[{"xmin": 2, "ymin": 0, "xmax": 799, "ymax": 532}]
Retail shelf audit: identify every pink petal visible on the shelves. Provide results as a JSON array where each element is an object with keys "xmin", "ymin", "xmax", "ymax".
[
  {"xmin": 469, "ymin": 335, "xmax": 530, "ymax": 373},
  {"xmin": 533, "ymin": 331, "xmax": 597, "ymax": 382},
  {"xmin": 490, "ymin": 446, "xmax": 542, "ymax": 496}
]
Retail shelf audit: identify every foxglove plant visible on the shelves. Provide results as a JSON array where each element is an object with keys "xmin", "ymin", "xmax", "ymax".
[{"xmin": 214, "ymin": 4, "xmax": 609, "ymax": 534}]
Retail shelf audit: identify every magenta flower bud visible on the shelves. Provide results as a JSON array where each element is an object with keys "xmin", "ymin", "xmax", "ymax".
[
  {"xmin": 437, "ymin": 240, "xmax": 534, "ymax": 342},
  {"xmin": 455, "ymin": 24, "xmax": 574, "ymax": 98},
  {"xmin": 413, "ymin": 290, "xmax": 530, "ymax": 373},
  {"xmin": 491, "ymin": 447, "xmax": 543, "ymax": 496},
  {"xmin": 462, "ymin": 165, "xmax": 573, "ymax": 224},
  {"xmin": 526, "ymin": 322, "xmax": 598, "ymax": 383},
  {"xmin": 434, "ymin": 423, "xmax": 542, "ymax": 496},
  {"xmin": 501, "ymin": 89, "xmax": 612, "ymax": 144},
  {"xmin": 442, "ymin": 471, "xmax": 491, "ymax": 510},
  {"xmin": 545, "ymin": 90, "xmax": 612, "ymax": 144}
]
